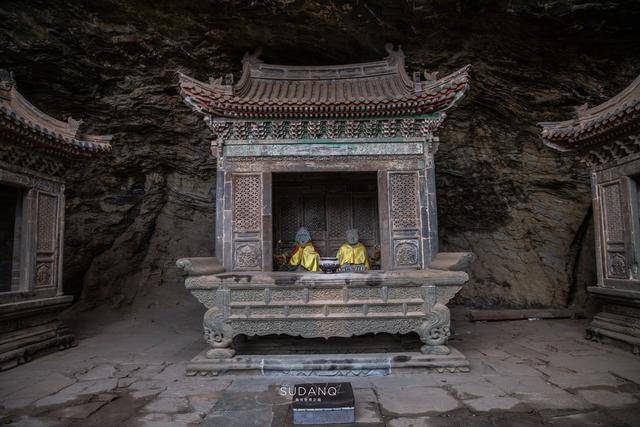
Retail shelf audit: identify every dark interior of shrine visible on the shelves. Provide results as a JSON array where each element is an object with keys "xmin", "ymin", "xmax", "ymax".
[
  {"xmin": 0, "ymin": 184, "xmax": 20, "ymax": 292},
  {"xmin": 272, "ymin": 172, "xmax": 380, "ymax": 269}
]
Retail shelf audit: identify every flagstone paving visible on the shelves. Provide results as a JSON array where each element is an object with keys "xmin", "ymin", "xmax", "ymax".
[{"xmin": 1, "ymin": 304, "xmax": 639, "ymax": 426}]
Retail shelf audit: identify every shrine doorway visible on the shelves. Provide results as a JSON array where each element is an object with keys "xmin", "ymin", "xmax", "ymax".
[
  {"xmin": 272, "ymin": 171, "xmax": 380, "ymax": 269},
  {"xmin": 0, "ymin": 184, "xmax": 23, "ymax": 292}
]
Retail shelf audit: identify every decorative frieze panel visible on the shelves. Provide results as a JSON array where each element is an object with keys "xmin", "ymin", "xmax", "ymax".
[
  {"xmin": 223, "ymin": 142, "xmax": 425, "ymax": 158},
  {"xmin": 36, "ymin": 262, "xmax": 53, "ymax": 288},
  {"xmin": 233, "ymin": 243, "xmax": 262, "ymax": 270},
  {"xmin": 394, "ymin": 240, "xmax": 420, "ymax": 266},
  {"xmin": 584, "ymin": 134, "xmax": 640, "ymax": 168},
  {"xmin": 0, "ymin": 143, "xmax": 64, "ymax": 176},
  {"xmin": 207, "ymin": 115, "xmax": 444, "ymax": 143}
]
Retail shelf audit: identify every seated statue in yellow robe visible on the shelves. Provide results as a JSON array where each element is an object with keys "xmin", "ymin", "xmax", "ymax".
[
  {"xmin": 336, "ymin": 229, "xmax": 371, "ymax": 272},
  {"xmin": 288, "ymin": 227, "xmax": 321, "ymax": 272}
]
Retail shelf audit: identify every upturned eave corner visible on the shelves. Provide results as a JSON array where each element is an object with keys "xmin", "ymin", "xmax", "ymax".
[{"xmin": 0, "ymin": 69, "xmax": 112, "ymax": 158}]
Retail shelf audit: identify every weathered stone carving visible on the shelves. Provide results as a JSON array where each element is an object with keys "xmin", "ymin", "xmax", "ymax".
[
  {"xmin": 234, "ymin": 243, "xmax": 261, "ymax": 269},
  {"xmin": 608, "ymin": 253, "xmax": 627, "ymax": 277},
  {"xmin": 182, "ymin": 269, "xmax": 467, "ymax": 359},
  {"xmin": 203, "ymin": 307, "xmax": 235, "ymax": 358},
  {"xmin": 418, "ymin": 303, "xmax": 451, "ymax": 355},
  {"xmin": 35, "ymin": 263, "xmax": 52, "ymax": 288},
  {"xmin": 394, "ymin": 241, "xmax": 419, "ymax": 266}
]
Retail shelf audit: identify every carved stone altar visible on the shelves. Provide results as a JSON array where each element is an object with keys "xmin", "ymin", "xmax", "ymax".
[
  {"xmin": 177, "ymin": 46, "xmax": 474, "ymax": 375},
  {"xmin": 539, "ymin": 74, "xmax": 640, "ymax": 354},
  {"xmin": 0, "ymin": 70, "xmax": 111, "ymax": 370}
]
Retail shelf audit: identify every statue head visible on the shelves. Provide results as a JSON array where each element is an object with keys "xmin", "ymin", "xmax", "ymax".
[
  {"xmin": 346, "ymin": 229, "xmax": 359, "ymax": 245},
  {"xmin": 295, "ymin": 227, "xmax": 312, "ymax": 245}
]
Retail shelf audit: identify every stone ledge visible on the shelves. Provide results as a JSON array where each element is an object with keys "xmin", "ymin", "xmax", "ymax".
[
  {"xmin": 176, "ymin": 257, "xmax": 225, "ymax": 276},
  {"xmin": 429, "ymin": 252, "xmax": 476, "ymax": 272},
  {"xmin": 185, "ymin": 347, "xmax": 469, "ymax": 376}
]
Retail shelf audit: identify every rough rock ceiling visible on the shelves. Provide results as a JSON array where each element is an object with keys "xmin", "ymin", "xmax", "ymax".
[{"xmin": 0, "ymin": 0, "xmax": 639, "ymax": 308}]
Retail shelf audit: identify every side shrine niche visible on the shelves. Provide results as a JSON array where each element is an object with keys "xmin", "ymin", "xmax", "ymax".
[
  {"xmin": 0, "ymin": 70, "xmax": 112, "ymax": 370},
  {"xmin": 539, "ymin": 74, "xmax": 640, "ymax": 354},
  {"xmin": 176, "ymin": 45, "xmax": 476, "ymax": 375}
]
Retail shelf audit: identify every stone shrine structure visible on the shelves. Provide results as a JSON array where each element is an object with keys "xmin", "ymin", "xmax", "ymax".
[
  {"xmin": 177, "ymin": 45, "xmax": 475, "ymax": 375},
  {"xmin": 0, "ymin": 71, "xmax": 112, "ymax": 369},
  {"xmin": 540, "ymin": 74, "xmax": 640, "ymax": 353}
]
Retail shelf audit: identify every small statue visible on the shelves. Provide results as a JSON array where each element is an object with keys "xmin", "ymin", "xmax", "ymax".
[
  {"xmin": 288, "ymin": 227, "xmax": 321, "ymax": 272},
  {"xmin": 336, "ymin": 229, "xmax": 371, "ymax": 272}
]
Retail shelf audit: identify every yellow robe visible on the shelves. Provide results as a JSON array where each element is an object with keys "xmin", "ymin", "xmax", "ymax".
[
  {"xmin": 336, "ymin": 242, "xmax": 371, "ymax": 270},
  {"xmin": 288, "ymin": 242, "xmax": 320, "ymax": 272}
]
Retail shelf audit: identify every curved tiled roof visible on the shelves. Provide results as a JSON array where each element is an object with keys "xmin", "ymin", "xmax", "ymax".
[
  {"xmin": 179, "ymin": 45, "xmax": 470, "ymax": 119},
  {"xmin": 539, "ymin": 75, "xmax": 640, "ymax": 152},
  {"xmin": 0, "ymin": 70, "xmax": 112, "ymax": 157}
]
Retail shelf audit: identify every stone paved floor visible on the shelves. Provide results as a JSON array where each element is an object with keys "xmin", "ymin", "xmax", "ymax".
[{"xmin": 1, "ymin": 303, "xmax": 639, "ymax": 426}]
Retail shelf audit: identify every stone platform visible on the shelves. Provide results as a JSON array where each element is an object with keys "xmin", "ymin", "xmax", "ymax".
[
  {"xmin": 178, "ymin": 257, "xmax": 473, "ymax": 364},
  {"xmin": 186, "ymin": 331, "xmax": 469, "ymax": 376},
  {"xmin": 0, "ymin": 295, "xmax": 75, "ymax": 371}
]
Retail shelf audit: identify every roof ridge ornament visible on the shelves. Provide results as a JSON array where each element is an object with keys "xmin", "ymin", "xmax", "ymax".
[
  {"xmin": 0, "ymin": 69, "xmax": 16, "ymax": 100},
  {"xmin": 384, "ymin": 43, "xmax": 405, "ymax": 64},
  {"xmin": 573, "ymin": 102, "xmax": 590, "ymax": 118},
  {"xmin": 242, "ymin": 48, "xmax": 263, "ymax": 66}
]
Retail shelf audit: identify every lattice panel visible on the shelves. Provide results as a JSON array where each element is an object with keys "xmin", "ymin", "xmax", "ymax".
[
  {"xmin": 233, "ymin": 174, "xmax": 262, "ymax": 232},
  {"xmin": 277, "ymin": 196, "xmax": 302, "ymax": 240},
  {"xmin": 303, "ymin": 196, "xmax": 326, "ymax": 231},
  {"xmin": 602, "ymin": 183, "xmax": 624, "ymax": 242},
  {"xmin": 36, "ymin": 193, "xmax": 57, "ymax": 252},
  {"xmin": 389, "ymin": 173, "xmax": 419, "ymax": 230},
  {"xmin": 353, "ymin": 196, "xmax": 377, "ymax": 241},
  {"xmin": 327, "ymin": 196, "xmax": 352, "ymax": 239}
]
